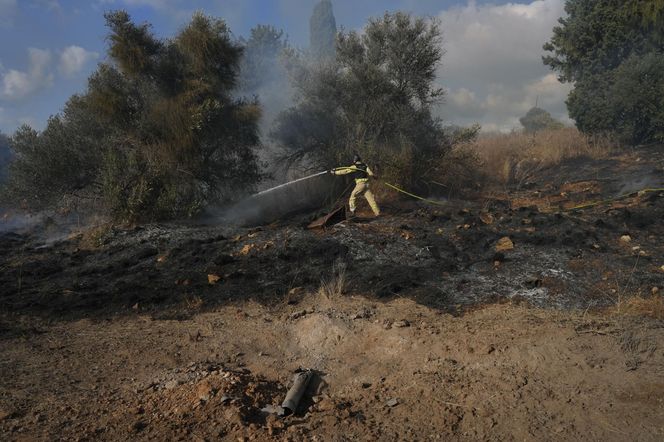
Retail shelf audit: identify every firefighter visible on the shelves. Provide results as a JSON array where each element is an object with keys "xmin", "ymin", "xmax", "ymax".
[{"xmin": 330, "ymin": 154, "xmax": 380, "ymax": 217}]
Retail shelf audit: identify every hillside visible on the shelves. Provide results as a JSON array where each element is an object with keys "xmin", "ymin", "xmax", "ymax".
[{"xmin": 1, "ymin": 146, "xmax": 663, "ymax": 441}]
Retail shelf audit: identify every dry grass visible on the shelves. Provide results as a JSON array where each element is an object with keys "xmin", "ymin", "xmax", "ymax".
[
  {"xmin": 609, "ymin": 295, "xmax": 664, "ymax": 320},
  {"xmin": 184, "ymin": 294, "xmax": 204, "ymax": 310},
  {"xmin": 77, "ymin": 222, "xmax": 114, "ymax": 250},
  {"xmin": 467, "ymin": 127, "xmax": 615, "ymax": 188},
  {"xmin": 318, "ymin": 259, "xmax": 347, "ymax": 301}
]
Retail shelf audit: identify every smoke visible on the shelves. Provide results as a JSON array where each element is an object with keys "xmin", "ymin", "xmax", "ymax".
[
  {"xmin": 0, "ymin": 211, "xmax": 43, "ymax": 233},
  {"xmin": 0, "ymin": 208, "xmax": 105, "ymax": 249},
  {"xmin": 236, "ymin": 1, "xmax": 339, "ymax": 188},
  {"xmin": 235, "ymin": 24, "xmax": 296, "ymax": 189},
  {"xmin": 204, "ymin": 171, "xmax": 346, "ymax": 226}
]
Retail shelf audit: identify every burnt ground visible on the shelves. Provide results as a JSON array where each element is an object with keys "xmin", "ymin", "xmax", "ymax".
[{"xmin": 1, "ymin": 146, "xmax": 664, "ymax": 441}]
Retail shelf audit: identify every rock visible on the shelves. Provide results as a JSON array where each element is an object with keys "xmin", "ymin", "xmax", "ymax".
[
  {"xmin": 386, "ymin": 398, "xmax": 399, "ymax": 407},
  {"xmin": 164, "ymin": 380, "xmax": 178, "ymax": 390},
  {"xmin": 660, "ymin": 265, "xmax": 664, "ymax": 273},
  {"xmin": 208, "ymin": 274, "xmax": 221, "ymax": 285},
  {"xmin": 238, "ymin": 244, "xmax": 255, "ymax": 255},
  {"xmin": 653, "ymin": 287, "xmax": 660, "ymax": 295},
  {"xmin": 352, "ymin": 308, "xmax": 372, "ymax": 320},
  {"xmin": 394, "ymin": 320, "xmax": 410, "ymax": 328},
  {"xmin": 289, "ymin": 310, "xmax": 308, "ymax": 320},
  {"xmin": 524, "ymin": 277, "xmax": 542, "ymax": 288},
  {"xmin": 316, "ymin": 397, "xmax": 335, "ymax": 412},
  {"xmin": 261, "ymin": 404, "xmax": 285, "ymax": 415},
  {"xmin": 620, "ymin": 235, "xmax": 632, "ymax": 243},
  {"xmin": 224, "ymin": 409, "xmax": 244, "ymax": 426},
  {"xmin": 197, "ymin": 382, "xmax": 212, "ymax": 402},
  {"xmin": 288, "ymin": 287, "xmax": 305, "ymax": 297},
  {"xmin": 479, "ymin": 212, "xmax": 494, "ymax": 225},
  {"xmin": 495, "ymin": 237, "xmax": 514, "ymax": 252}
]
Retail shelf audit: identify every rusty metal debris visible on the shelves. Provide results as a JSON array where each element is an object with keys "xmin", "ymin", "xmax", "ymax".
[
  {"xmin": 281, "ymin": 370, "xmax": 314, "ymax": 416},
  {"xmin": 307, "ymin": 206, "xmax": 346, "ymax": 229}
]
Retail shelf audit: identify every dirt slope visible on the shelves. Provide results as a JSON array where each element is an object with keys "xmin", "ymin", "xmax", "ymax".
[
  {"xmin": 1, "ymin": 146, "xmax": 663, "ymax": 441},
  {"xmin": 2, "ymin": 297, "xmax": 664, "ymax": 441}
]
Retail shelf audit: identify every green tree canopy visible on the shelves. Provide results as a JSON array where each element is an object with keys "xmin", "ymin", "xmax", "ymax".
[
  {"xmin": 273, "ymin": 12, "xmax": 453, "ymax": 191},
  {"xmin": 543, "ymin": 0, "xmax": 664, "ymax": 144},
  {"xmin": 519, "ymin": 107, "xmax": 564, "ymax": 133},
  {"xmin": 6, "ymin": 11, "xmax": 263, "ymax": 220},
  {"xmin": 238, "ymin": 25, "xmax": 290, "ymax": 94}
]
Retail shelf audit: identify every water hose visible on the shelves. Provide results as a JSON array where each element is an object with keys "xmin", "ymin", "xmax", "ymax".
[
  {"xmin": 381, "ymin": 181, "xmax": 663, "ymax": 212},
  {"xmin": 381, "ymin": 181, "xmax": 447, "ymax": 206},
  {"xmin": 560, "ymin": 187, "xmax": 664, "ymax": 212},
  {"xmin": 267, "ymin": 169, "xmax": 662, "ymax": 212}
]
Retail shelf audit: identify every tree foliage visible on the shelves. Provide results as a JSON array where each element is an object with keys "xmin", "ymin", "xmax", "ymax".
[
  {"xmin": 568, "ymin": 52, "xmax": 664, "ymax": 144},
  {"xmin": 0, "ymin": 131, "xmax": 12, "ymax": 185},
  {"xmin": 238, "ymin": 25, "xmax": 290, "ymax": 94},
  {"xmin": 5, "ymin": 11, "xmax": 263, "ymax": 220},
  {"xmin": 544, "ymin": 0, "xmax": 664, "ymax": 144},
  {"xmin": 520, "ymin": 107, "xmax": 564, "ymax": 133},
  {"xmin": 273, "ymin": 12, "xmax": 455, "ymax": 192},
  {"xmin": 309, "ymin": 0, "xmax": 337, "ymax": 59}
]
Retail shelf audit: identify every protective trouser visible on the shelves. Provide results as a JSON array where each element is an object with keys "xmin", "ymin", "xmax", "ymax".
[{"xmin": 349, "ymin": 180, "xmax": 380, "ymax": 216}]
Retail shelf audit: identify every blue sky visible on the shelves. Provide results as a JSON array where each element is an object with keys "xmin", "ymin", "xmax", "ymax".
[{"xmin": 0, "ymin": 0, "xmax": 570, "ymax": 134}]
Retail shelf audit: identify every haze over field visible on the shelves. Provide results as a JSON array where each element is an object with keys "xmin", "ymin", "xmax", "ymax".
[{"xmin": 0, "ymin": 0, "xmax": 570, "ymax": 134}]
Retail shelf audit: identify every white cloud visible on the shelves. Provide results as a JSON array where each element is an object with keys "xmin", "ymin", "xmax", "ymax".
[
  {"xmin": 35, "ymin": 0, "xmax": 63, "ymax": 14},
  {"xmin": 98, "ymin": 0, "xmax": 171, "ymax": 8},
  {"xmin": 1, "ymin": 48, "xmax": 54, "ymax": 101},
  {"xmin": 0, "ymin": 0, "xmax": 17, "ymax": 27},
  {"xmin": 97, "ymin": 0, "xmax": 189, "ymax": 16},
  {"xmin": 437, "ymin": 0, "xmax": 571, "ymax": 132},
  {"xmin": 59, "ymin": 46, "xmax": 99, "ymax": 77}
]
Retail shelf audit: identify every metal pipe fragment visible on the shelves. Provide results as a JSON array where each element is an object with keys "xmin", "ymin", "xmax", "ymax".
[{"xmin": 281, "ymin": 370, "xmax": 313, "ymax": 416}]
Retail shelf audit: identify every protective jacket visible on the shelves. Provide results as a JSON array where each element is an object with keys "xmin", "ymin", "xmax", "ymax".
[
  {"xmin": 331, "ymin": 161, "xmax": 380, "ymax": 216},
  {"xmin": 332, "ymin": 161, "xmax": 374, "ymax": 183}
]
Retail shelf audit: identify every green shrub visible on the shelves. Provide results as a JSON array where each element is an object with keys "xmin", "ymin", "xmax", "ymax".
[{"xmin": 4, "ymin": 11, "xmax": 263, "ymax": 221}]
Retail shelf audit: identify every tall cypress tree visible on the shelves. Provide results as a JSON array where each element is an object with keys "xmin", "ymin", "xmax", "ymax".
[
  {"xmin": 0, "ymin": 131, "xmax": 11, "ymax": 184},
  {"xmin": 310, "ymin": 0, "xmax": 337, "ymax": 59}
]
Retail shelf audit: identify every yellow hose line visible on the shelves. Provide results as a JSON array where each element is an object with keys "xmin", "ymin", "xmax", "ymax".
[
  {"xmin": 381, "ymin": 179, "xmax": 663, "ymax": 211},
  {"xmin": 382, "ymin": 181, "xmax": 447, "ymax": 206},
  {"xmin": 563, "ymin": 188, "xmax": 664, "ymax": 211}
]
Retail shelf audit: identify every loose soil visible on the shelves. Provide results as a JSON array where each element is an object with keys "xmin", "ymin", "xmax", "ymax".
[{"xmin": 1, "ymin": 146, "xmax": 663, "ymax": 441}]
